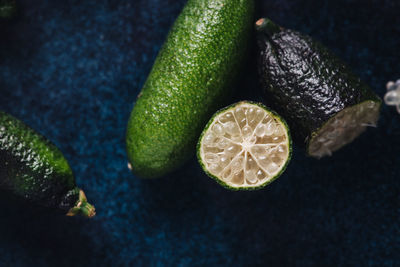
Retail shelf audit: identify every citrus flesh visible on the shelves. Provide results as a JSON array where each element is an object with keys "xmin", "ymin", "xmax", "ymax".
[
  {"xmin": 308, "ymin": 100, "xmax": 380, "ymax": 158},
  {"xmin": 199, "ymin": 102, "xmax": 291, "ymax": 189}
]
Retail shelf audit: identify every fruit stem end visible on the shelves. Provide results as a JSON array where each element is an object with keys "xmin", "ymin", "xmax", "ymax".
[
  {"xmin": 255, "ymin": 18, "xmax": 282, "ymax": 36},
  {"xmin": 66, "ymin": 189, "xmax": 96, "ymax": 218}
]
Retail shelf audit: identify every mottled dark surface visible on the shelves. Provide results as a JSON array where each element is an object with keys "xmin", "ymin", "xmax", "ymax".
[
  {"xmin": 257, "ymin": 21, "xmax": 381, "ymax": 144},
  {"xmin": 0, "ymin": 0, "xmax": 398, "ymax": 266}
]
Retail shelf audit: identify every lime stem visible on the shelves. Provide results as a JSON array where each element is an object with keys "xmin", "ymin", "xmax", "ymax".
[
  {"xmin": 255, "ymin": 18, "xmax": 282, "ymax": 36},
  {"xmin": 66, "ymin": 189, "xmax": 96, "ymax": 218}
]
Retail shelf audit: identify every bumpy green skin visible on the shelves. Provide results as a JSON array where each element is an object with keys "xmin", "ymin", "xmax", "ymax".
[
  {"xmin": 0, "ymin": 0, "xmax": 16, "ymax": 18},
  {"xmin": 256, "ymin": 18, "xmax": 381, "ymax": 147},
  {"xmin": 126, "ymin": 0, "xmax": 254, "ymax": 178},
  {"xmin": 197, "ymin": 101, "xmax": 292, "ymax": 191},
  {"xmin": 0, "ymin": 111, "xmax": 92, "ymax": 215}
]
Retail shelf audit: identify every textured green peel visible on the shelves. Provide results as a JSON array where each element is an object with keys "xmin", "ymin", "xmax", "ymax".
[
  {"xmin": 126, "ymin": 0, "xmax": 255, "ymax": 178},
  {"xmin": 0, "ymin": 111, "xmax": 95, "ymax": 217}
]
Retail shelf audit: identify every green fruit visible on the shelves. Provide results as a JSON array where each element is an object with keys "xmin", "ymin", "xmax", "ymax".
[
  {"xmin": 256, "ymin": 18, "xmax": 381, "ymax": 158},
  {"xmin": 126, "ymin": 0, "xmax": 255, "ymax": 178},
  {"xmin": 197, "ymin": 101, "xmax": 292, "ymax": 190},
  {"xmin": 0, "ymin": 0, "xmax": 16, "ymax": 18},
  {"xmin": 0, "ymin": 111, "xmax": 95, "ymax": 217}
]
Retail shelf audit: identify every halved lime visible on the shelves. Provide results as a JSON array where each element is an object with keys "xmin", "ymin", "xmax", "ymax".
[{"xmin": 197, "ymin": 101, "xmax": 292, "ymax": 190}]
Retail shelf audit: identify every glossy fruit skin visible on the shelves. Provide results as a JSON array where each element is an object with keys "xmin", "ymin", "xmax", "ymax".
[
  {"xmin": 126, "ymin": 0, "xmax": 255, "ymax": 178},
  {"xmin": 0, "ymin": 0, "xmax": 16, "ymax": 18},
  {"xmin": 0, "ymin": 111, "xmax": 82, "ymax": 214},
  {"xmin": 256, "ymin": 18, "xmax": 381, "ymax": 146}
]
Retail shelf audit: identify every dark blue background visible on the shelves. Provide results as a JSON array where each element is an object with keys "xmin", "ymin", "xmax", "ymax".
[{"xmin": 0, "ymin": 0, "xmax": 399, "ymax": 266}]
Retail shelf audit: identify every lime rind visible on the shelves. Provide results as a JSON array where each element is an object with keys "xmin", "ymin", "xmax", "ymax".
[{"xmin": 197, "ymin": 101, "xmax": 292, "ymax": 191}]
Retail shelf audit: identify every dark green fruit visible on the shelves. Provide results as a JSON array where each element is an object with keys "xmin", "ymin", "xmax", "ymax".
[
  {"xmin": 0, "ymin": 111, "xmax": 95, "ymax": 217},
  {"xmin": 126, "ymin": 0, "xmax": 254, "ymax": 178},
  {"xmin": 197, "ymin": 101, "xmax": 291, "ymax": 190},
  {"xmin": 256, "ymin": 18, "xmax": 381, "ymax": 158},
  {"xmin": 0, "ymin": 0, "xmax": 16, "ymax": 18}
]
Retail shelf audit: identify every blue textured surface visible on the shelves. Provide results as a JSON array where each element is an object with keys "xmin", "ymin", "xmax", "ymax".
[{"xmin": 0, "ymin": 0, "xmax": 399, "ymax": 266}]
